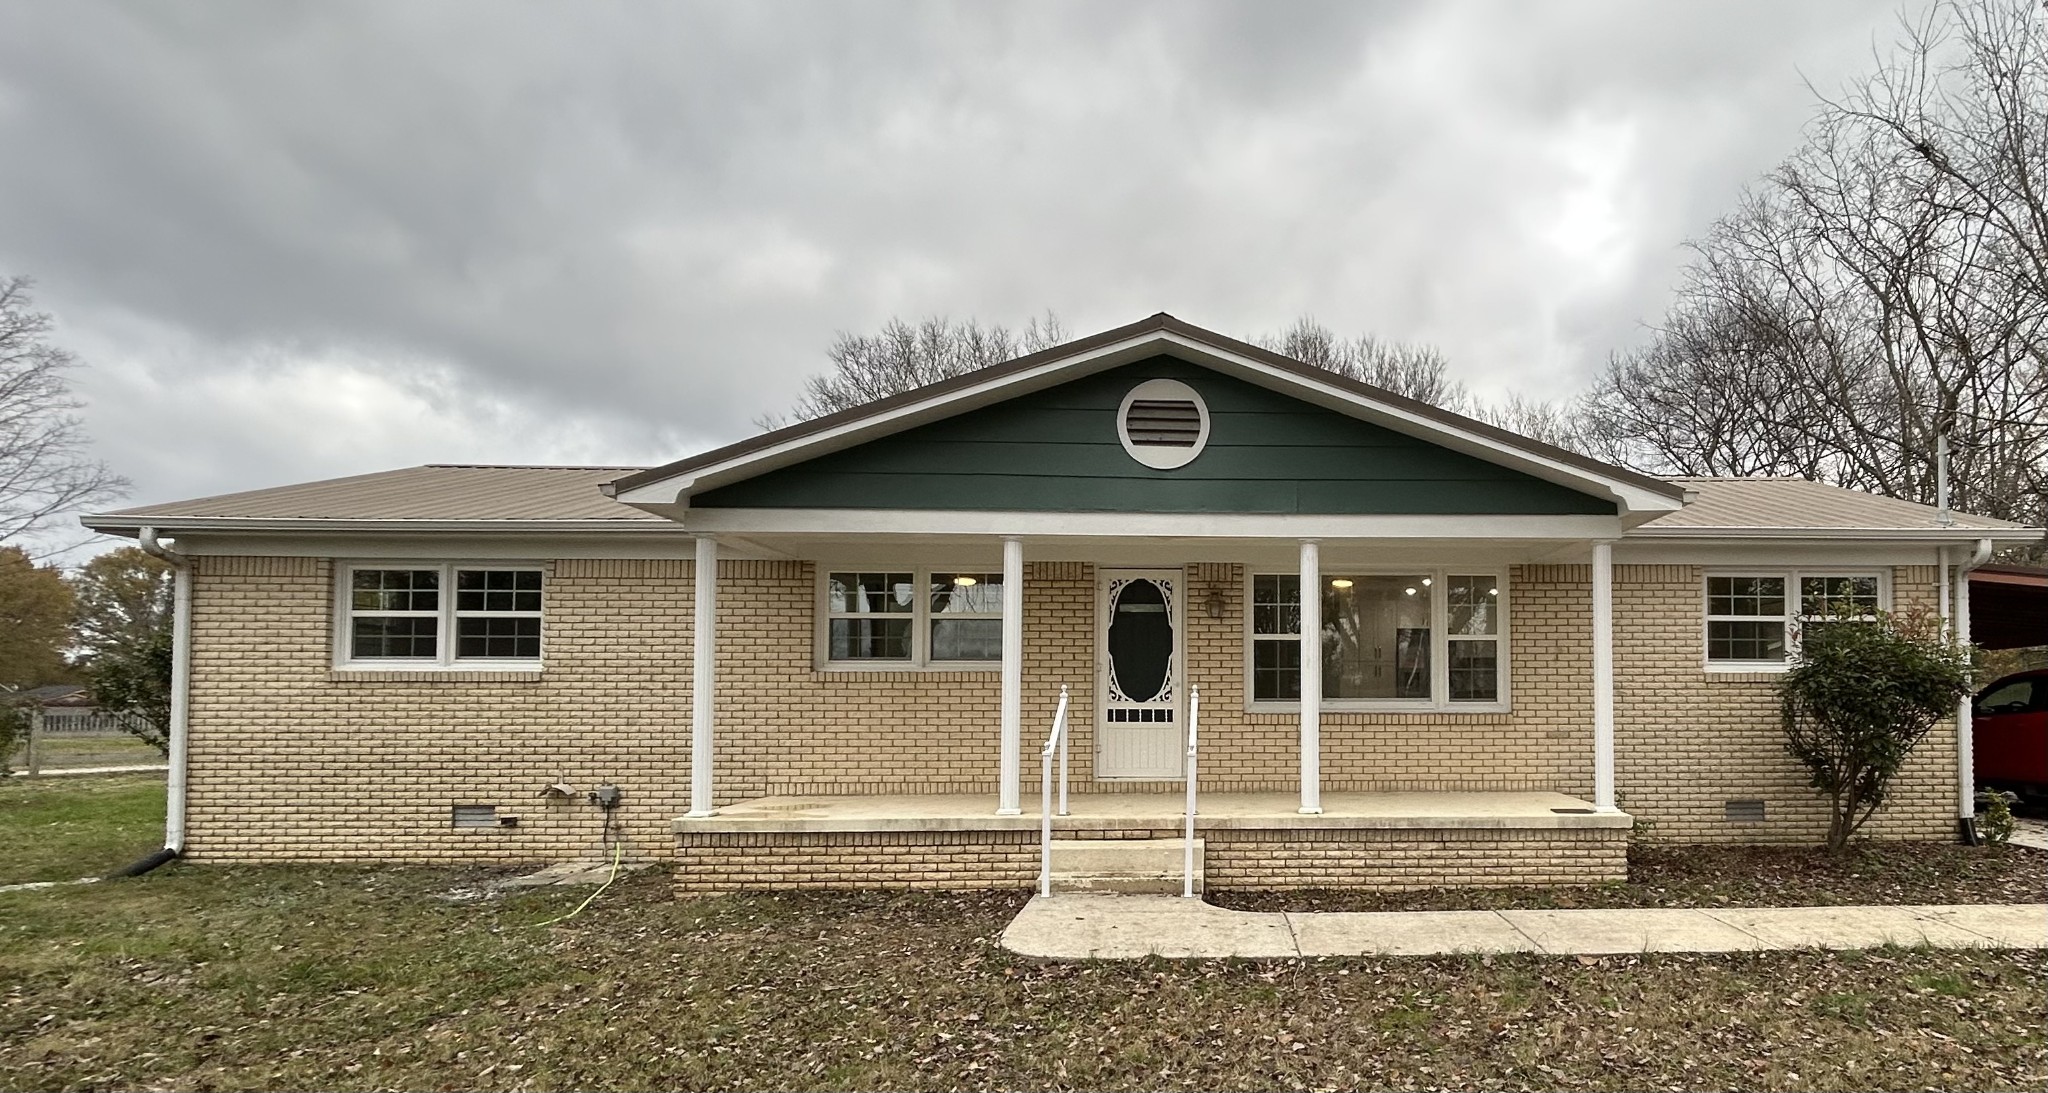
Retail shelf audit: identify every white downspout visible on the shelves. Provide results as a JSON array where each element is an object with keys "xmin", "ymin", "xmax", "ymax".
[
  {"xmin": 137, "ymin": 527, "xmax": 191, "ymax": 856},
  {"xmin": 1954, "ymin": 537, "xmax": 1993, "ymax": 826}
]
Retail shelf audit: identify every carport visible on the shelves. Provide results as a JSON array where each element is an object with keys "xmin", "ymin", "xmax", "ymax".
[{"xmin": 1970, "ymin": 565, "xmax": 2047, "ymax": 649}]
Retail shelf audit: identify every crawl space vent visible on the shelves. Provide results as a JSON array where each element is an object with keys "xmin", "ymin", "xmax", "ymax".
[
  {"xmin": 451, "ymin": 804, "xmax": 499, "ymax": 829},
  {"xmin": 1724, "ymin": 798, "xmax": 1767, "ymax": 824}
]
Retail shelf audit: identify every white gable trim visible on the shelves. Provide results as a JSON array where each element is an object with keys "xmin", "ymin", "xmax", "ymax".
[{"xmin": 613, "ymin": 328, "xmax": 1683, "ymax": 520}]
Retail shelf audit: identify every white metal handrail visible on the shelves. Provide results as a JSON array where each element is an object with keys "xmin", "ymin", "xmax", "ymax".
[
  {"xmin": 1038, "ymin": 684, "xmax": 1071, "ymax": 898},
  {"xmin": 1183, "ymin": 684, "xmax": 1201, "ymax": 898}
]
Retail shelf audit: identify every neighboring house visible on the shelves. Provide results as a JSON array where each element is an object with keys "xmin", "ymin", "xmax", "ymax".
[{"xmin": 81, "ymin": 315, "xmax": 2040, "ymax": 893}]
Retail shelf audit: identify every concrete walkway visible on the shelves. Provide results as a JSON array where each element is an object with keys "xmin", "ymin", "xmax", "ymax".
[{"xmin": 1001, "ymin": 894, "xmax": 2048, "ymax": 960}]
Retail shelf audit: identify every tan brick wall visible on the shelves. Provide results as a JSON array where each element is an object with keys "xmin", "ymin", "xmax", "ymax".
[
  {"xmin": 184, "ymin": 555, "xmax": 1957, "ymax": 864},
  {"xmin": 671, "ymin": 826, "xmax": 1626, "ymax": 894},
  {"xmin": 1613, "ymin": 564, "xmax": 1956, "ymax": 843},
  {"xmin": 1205, "ymin": 828, "xmax": 1629, "ymax": 890}
]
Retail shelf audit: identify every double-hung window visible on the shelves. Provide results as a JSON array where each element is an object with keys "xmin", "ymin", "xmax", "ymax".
[
  {"xmin": 823, "ymin": 569, "xmax": 1004, "ymax": 668},
  {"xmin": 1248, "ymin": 570, "xmax": 1506, "ymax": 708},
  {"xmin": 1705, "ymin": 570, "xmax": 1883, "ymax": 670},
  {"xmin": 341, "ymin": 564, "xmax": 544, "ymax": 668}
]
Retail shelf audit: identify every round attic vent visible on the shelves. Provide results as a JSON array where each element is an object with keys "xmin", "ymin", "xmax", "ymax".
[{"xmin": 1117, "ymin": 378, "xmax": 1210, "ymax": 469}]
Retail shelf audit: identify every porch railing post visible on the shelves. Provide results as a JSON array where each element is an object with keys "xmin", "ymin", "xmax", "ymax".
[
  {"xmin": 688, "ymin": 535, "xmax": 719, "ymax": 817},
  {"xmin": 1184, "ymin": 684, "xmax": 1200, "ymax": 898},
  {"xmin": 1591, "ymin": 539, "xmax": 1616, "ymax": 812},
  {"xmin": 1298, "ymin": 539, "xmax": 1323, "ymax": 815}
]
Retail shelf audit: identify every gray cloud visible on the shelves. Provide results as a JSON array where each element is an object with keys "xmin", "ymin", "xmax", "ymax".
[{"xmin": 0, "ymin": 0, "xmax": 1908, "ymax": 531}]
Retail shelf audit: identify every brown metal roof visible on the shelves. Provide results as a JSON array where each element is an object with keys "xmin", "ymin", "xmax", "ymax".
[
  {"xmin": 605, "ymin": 313, "xmax": 1690, "ymax": 502},
  {"xmin": 1644, "ymin": 477, "xmax": 2027, "ymax": 533},
  {"xmin": 91, "ymin": 465, "xmax": 665, "ymax": 524}
]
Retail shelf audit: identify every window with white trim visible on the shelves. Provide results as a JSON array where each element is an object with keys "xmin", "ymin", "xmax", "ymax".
[
  {"xmin": 1248, "ymin": 570, "xmax": 1506, "ymax": 708},
  {"xmin": 341, "ymin": 564, "xmax": 544, "ymax": 667},
  {"xmin": 1704, "ymin": 570, "xmax": 1883, "ymax": 669},
  {"xmin": 823, "ymin": 569, "xmax": 1004, "ymax": 667}
]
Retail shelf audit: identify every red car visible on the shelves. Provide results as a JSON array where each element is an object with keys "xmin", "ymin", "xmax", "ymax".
[{"xmin": 1975, "ymin": 668, "xmax": 2048, "ymax": 802}]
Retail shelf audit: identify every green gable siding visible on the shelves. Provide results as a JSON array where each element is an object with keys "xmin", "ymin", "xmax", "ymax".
[{"xmin": 693, "ymin": 359, "xmax": 1615, "ymax": 515}]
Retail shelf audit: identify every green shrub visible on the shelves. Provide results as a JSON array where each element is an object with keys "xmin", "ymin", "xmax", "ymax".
[
  {"xmin": 1975, "ymin": 790, "xmax": 2016, "ymax": 845},
  {"xmin": 0, "ymin": 702, "xmax": 25, "ymax": 777},
  {"xmin": 1781, "ymin": 610, "xmax": 1971, "ymax": 851}
]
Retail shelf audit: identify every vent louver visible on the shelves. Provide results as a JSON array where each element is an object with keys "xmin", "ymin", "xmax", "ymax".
[
  {"xmin": 1124, "ymin": 399, "xmax": 1203, "ymax": 447},
  {"xmin": 1724, "ymin": 799, "xmax": 1767, "ymax": 823},
  {"xmin": 452, "ymin": 804, "xmax": 499, "ymax": 828}
]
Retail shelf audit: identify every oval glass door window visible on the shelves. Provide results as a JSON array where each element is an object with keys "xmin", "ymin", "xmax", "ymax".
[{"xmin": 1107, "ymin": 578, "xmax": 1172, "ymax": 702}]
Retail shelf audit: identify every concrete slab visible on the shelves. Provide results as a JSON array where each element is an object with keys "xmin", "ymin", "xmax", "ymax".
[
  {"xmin": 679, "ymin": 790, "xmax": 1629, "ymax": 835},
  {"xmin": 1288, "ymin": 910, "xmax": 1538, "ymax": 957},
  {"xmin": 496, "ymin": 860, "xmax": 651, "ymax": 889},
  {"xmin": 1495, "ymin": 908, "xmax": 1771, "ymax": 954},
  {"xmin": 1002, "ymin": 894, "xmax": 1298, "ymax": 960},
  {"xmin": 1699, "ymin": 905, "xmax": 2004, "ymax": 950},
  {"xmin": 1894, "ymin": 904, "xmax": 2048, "ymax": 948},
  {"xmin": 2009, "ymin": 818, "xmax": 2048, "ymax": 851}
]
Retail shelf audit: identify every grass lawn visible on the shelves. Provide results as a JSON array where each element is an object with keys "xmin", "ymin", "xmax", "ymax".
[
  {"xmin": 2, "ymin": 779, "xmax": 2044, "ymax": 1091},
  {"xmin": 0, "ymin": 774, "xmax": 168, "ymax": 884}
]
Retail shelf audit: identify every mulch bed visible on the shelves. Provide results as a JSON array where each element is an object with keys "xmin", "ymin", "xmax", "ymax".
[{"xmin": 1212, "ymin": 841, "xmax": 2047, "ymax": 913}]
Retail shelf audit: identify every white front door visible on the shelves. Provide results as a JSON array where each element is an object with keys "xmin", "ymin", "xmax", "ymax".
[{"xmin": 1096, "ymin": 568, "xmax": 1185, "ymax": 779}]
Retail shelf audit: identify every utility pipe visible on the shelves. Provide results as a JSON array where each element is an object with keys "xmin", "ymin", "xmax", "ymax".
[{"xmin": 133, "ymin": 526, "xmax": 191, "ymax": 869}]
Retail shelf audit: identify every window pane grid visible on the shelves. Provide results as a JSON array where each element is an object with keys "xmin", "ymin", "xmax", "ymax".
[
  {"xmin": 1705, "ymin": 571, "xmax": 1881, "ymax": 666},
  {"xmin": 827, "ymin": 569, "xmax": 1004, "ymax": 665},
  {"xmin": 346, "ymin": 565, "xmax": 543, "ymax": 665},
  {"xmin": 1249, "ymin": 570, "xmax": 1502, "ymax": 706}
]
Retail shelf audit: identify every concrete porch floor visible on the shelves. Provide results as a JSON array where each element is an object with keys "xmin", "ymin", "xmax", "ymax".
[{"xmin": 673, "ymin": 790, "xmax": 1632, "ymax": 835}]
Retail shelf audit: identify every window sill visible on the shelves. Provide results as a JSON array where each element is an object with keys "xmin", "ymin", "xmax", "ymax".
[
  {"xmin": 1246, "ymin": 702, "xmax": 1512, "ymax": 717},
  {"xmin": 330, "ymin": 665, "xmax": 544, "ymax": 683},
  {"xmin": 811, "ymin": 662, "xmax": 1001, "ymax": 681},
  {"xmin": 1702, "ymin": 666, "xmax": 1787, "ymax": 684}
]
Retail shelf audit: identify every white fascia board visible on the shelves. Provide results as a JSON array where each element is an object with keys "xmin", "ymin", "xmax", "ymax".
[
  {"xmin": 615, "ymin": 329, "xmax": 1681, "ymax": 516},
  {"xmin": 1614, "ymin": 541, "xmax": 1958, "ymax": 566},
  {"xmin": 679, "ymin": 508, "xmax": 1627, "ymax": 540},
  {"xmin": 1625, "ymin": 525, "xmax": 2038, "ymax": 542},
  {"xmin": 1143, "ymin": 333, "xmax": 1685, "ymax": 517},
  {"xmin": 81, "ymin": 516, "xmax": 684, "ymax": 535},
  {"xmin": 166, "ymin": 530, "xmax": 698, "ymax": 559},
  {"xmin": 612, "ymin": 335, "xmax": 1164, "ymax": 505}
]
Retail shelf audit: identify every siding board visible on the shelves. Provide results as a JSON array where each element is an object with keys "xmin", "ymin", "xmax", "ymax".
[{"xmin": 695, "ymin": 358, "xmax": 1615, "ymax": 515}]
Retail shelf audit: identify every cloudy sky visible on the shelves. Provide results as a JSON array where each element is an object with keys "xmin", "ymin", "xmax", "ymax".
[{"xmin": 0, "ymin": 0, "xmax": 1915, "ymax": 544}]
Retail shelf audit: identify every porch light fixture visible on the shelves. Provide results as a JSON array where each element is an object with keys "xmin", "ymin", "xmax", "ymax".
[
  {"xmin": 1329, "ymin": 578, "xmax": 1353, "ymax": 589},
  {"xmin": 953, "ymin": 576, "xmax": 978, "ymax": 586},
  {"xmin": 1203, "ymin": 590, "xmax": 1227, "ymax": 618}
]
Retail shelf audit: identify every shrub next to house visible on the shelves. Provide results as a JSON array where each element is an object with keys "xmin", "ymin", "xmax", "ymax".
[{"xmin": 1781, "ymin": 610, "xmax": 1972, "ymax": 851}]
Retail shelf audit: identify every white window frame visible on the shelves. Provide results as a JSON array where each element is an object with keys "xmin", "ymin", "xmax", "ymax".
[
  {"xmin": 335, "ymin": 562, "xmax": 546, "ymax": 671},
  {"xmin": 814, "ymin": 568, "xmax": 1004, "ymax": 671},
  {"xmin": 1243, "ymin": 567, "xmax": 1511, "ymax": 713},
  {"xmin": 1702, "ymin": 568, "xmax": 1889, "ymax": 673}
]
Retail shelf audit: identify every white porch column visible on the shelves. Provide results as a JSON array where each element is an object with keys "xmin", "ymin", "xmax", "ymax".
[
  {"xmin": 1591, "ymin": 540, "xmax": 1616, "ymax": 812},
  {"xmin": 997, "ymin": 536, "xmax": 1025, "ymax": 815},
  {"xmin": 688, "ymin": 535, "xmax": 719, "ymax": 817},
  {"xmin": 1298, "ymin": 539, "xmax": 1323, "ymax": 815}
]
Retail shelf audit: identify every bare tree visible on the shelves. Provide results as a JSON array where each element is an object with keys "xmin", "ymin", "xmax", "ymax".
[
  {"xmin": 0, "ymin": 277, "xmax": 124, "ymax": 546},
  {"xmin": 1580, "ymin": 0, "xmax": 2047, "ymax": 526},
  {"xmin": 774, "ymin": 312, "xmax": 1069, "ymax": 424},
  {"xmin": 1254, "ymin": 317, "xmax": 1471, "ymax": 411}
]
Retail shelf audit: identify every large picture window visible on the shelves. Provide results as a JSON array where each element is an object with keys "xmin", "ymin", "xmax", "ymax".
[
  {"xmin": 1249, "ymin": 570, "xmax": 1506, "ymax": 708},
  {"xmin": 1705, "ymin": 570, "xmax": 1884, "ymax": 670},
  {"xmin": 822, "ymin": 569, "xmax": 1005, "ymax": 668},
  {"xmin": 341, "ymin": 564, "xmax": 544, "ymax": 667}
]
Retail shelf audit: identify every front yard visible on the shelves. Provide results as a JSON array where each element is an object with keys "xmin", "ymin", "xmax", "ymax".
[{"xmin": 3, "ymin": 776, "xmax": 2044, "ymax": 1092}]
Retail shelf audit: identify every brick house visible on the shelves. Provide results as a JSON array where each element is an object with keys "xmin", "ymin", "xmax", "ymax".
[{"xmin": 83, "ymin": 315, "xmax": 2036, "ymax": 893}]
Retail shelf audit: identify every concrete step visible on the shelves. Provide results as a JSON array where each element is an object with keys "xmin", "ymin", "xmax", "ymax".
[{"xmin": 1049, "ymin": 838, "xmax": 1203, "ymax": 895}]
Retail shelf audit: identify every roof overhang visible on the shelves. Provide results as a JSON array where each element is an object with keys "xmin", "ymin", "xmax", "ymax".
[
  {"xmin": 1625, "ymin": 525, "xmax": 2042, "ymax": 543},
  {"xmin": 607, "ymin": 315, "xmax": 1688, "ymax": 528},
  {"xmin": 79, "ymin": 516, "xmax": 684, "ymax": 537}
]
